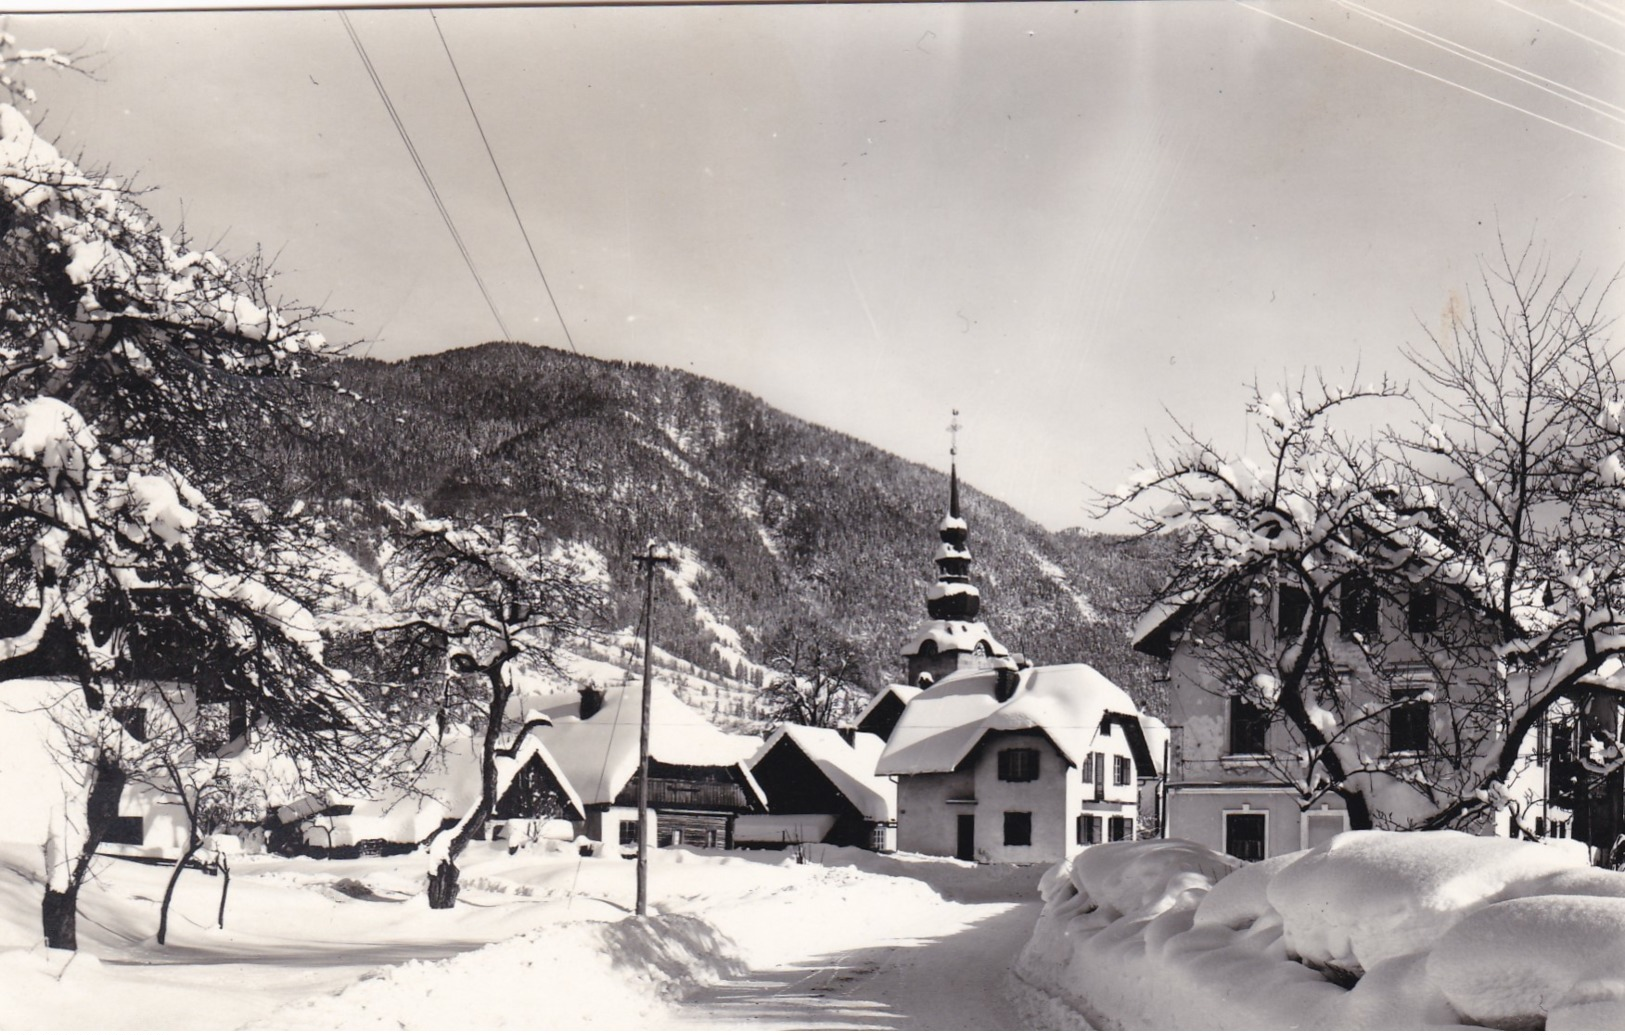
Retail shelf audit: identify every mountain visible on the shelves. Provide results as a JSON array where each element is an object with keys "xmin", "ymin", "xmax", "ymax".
[{"xmin": 276, "ymin": 342, "xmax": 1175, "ymax": 714}]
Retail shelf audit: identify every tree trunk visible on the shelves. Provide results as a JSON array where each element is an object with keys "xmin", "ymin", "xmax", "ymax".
[
  {"xmin": 216, "ymin": 856, "xmax": 231, "ymax": 930},
  {"xmin": 42, "ymin": 758, "xmax": 126, "ymax": 950},
  {"xmin": 41, "ymin": 886, "xmax": 81, "ymax": 951},
  {"xmin": 426, "ymin": 858, "xmax": 461, "ymax": 910},
  {"xmin": 156, "ymin": 837, "xmax": 200, "ymax": 945}
]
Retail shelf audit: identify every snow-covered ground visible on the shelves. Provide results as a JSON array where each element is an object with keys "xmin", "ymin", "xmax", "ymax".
[
  {"xmin": 1014, "ymin": 831, "xmax": 1625, "ymax": 1030},
  {"xmin": 0, "ymin": 840, "xmax": 1041, "ymax": 1030}
]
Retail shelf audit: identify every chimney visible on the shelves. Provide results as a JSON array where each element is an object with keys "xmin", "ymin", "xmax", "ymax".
[
  {"xmin": 579, "ymin": 684, "xmax": 604, "ymax": 720},
  {"xmin": 992, "ymin": 659, "xmax": 1020, "ymax": 703},
  {"xmin": 837, "ymin": 725, "xmax": 857, "ymax": 746}
]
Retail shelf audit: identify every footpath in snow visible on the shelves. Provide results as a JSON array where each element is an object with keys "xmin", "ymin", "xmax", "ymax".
[{"xmin": 0, "ymin": 840, "xmax": 1043, "ymax": 1030}]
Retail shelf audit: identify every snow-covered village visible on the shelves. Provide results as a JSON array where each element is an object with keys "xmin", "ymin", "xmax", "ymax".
[{"xmin": 0, "ymin": 2, "xmax": 1623, "ymax": 1031}]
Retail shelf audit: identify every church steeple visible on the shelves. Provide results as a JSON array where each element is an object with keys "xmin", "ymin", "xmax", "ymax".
[{"xmin": 928, "ymin": 411, "xmax": 980, "ymax": 622}]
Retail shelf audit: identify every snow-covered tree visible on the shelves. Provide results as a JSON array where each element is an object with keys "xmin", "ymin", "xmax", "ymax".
[
  {"xmin": 758, "ymin": 625, "xmax": 866, "ymax": 730},
  {"xmin": 1108, "ymin": 376, "xmax": 1519, "ymax": 831},
  {"xmin": 1398, "ymin": 241, "xmax": 1625, "ymax": 833},
  {"xmin": 0, "ymin": 40, "xmax": 387, "ymax": 949},
  {"xmin": 374, "ymin": 503, "xmax": 604, "ymax": 909}
]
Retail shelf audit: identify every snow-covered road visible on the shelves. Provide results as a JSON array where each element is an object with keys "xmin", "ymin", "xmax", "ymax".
[{"xmin": 675, "ymin": 899, "xmax": 1041, "ymax": 1030}]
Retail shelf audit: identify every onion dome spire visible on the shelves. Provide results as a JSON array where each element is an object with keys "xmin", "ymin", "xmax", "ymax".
[{"xmin": 928, "ymin": 410, "xmax": 980, "ymax": 621}]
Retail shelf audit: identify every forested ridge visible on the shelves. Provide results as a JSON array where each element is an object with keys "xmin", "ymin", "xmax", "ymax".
[{"xmin": 276, "ymin": 341, "xmax": 1174, "ymax": 709}]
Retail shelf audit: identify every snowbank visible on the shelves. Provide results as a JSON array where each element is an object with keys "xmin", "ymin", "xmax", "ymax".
[{"xmin": 1013, "ymin": 831, "xmax": 1621, "ymax": 1030}]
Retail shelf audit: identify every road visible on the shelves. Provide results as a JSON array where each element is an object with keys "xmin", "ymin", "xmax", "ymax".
[{"xmin": 671, "ymin": 898, "xmax": 1042, "ymax": 1030}]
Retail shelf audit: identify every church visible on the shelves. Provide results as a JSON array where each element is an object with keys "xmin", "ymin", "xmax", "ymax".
[{"xmin": 876, "ymin": 434, "xmax": 1158, "ymax": 863}]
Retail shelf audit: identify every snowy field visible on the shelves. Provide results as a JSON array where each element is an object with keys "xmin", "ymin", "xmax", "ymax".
[{"xmin": 0, "ymin": 840, "xmax": 1041, "ymax": 1030}]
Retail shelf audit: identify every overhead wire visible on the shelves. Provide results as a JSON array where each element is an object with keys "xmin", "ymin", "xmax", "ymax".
[
  {"xmin": 431, "ymin": 9, "xmax": 579, "ymax": 354},
  {"xmin": 1492, "ymin": 0, "xmax": 1625, "ymax": 58},
  {"xmin": 1337, "ymin": 0, "xmax": 1625, "ymax": 125},
  {"xmin": 1568, "ymin": 0, "xmax": 1625, "ymax": 29},
  {"xmin": 339, "ymin": 10, "xmax": 512, "ymax": 341},
  {"xmin": 1233, "ymin": 1, "xmax": 1625, "ymax": 155}
]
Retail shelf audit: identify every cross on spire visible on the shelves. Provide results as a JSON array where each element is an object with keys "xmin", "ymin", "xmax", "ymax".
[{"xmin": 948, "ymin": 408, "xmax": 962, "ymax": 458}]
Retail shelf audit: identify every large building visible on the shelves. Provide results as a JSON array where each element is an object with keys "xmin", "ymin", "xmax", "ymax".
[{"xmin": 877, "ymin": 663, "xmax": 1157, "ymax": 863}]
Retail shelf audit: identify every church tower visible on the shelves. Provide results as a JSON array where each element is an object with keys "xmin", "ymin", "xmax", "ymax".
[{"xmin": 901, "ymin": 412, "xmax": 1011, "ymax": 686}]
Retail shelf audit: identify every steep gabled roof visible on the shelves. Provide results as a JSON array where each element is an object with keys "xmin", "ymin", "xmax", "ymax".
[
  {"xmin": 528, "ymin": 681, "xmax": 766, "ymax": 808},
  {"xmin": 853, "ymin": 683, "xmax": 921, "ymax": 730},
  {"xmin": 749, "ymin": 724, "xmax": 895, "ymax": 822},
  {"xmin": 875, "ymin": 663, "xmax": 1144, "ymax": 777}
]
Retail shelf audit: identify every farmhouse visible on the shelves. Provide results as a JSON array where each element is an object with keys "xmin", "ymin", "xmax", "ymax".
[
  {"xmin": 739, "ymin": 724, "xmax": 896, "ymax": 851},
  {"xmin": 876, "ymin": 662, "xmax": 1157, "ymax": 863},
  {"xmin": 528, "ymin": 679, "xmax": 767, "ymax": 849}
]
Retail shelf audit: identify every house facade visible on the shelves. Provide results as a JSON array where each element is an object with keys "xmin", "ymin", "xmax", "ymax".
[
  {"xmin": 877, "ymin": 663, "xmax": 1156, "ymax": 864},
  {"xmin": 1134, "ymin": 567, "xmax": 1510, "ymax": 862}
]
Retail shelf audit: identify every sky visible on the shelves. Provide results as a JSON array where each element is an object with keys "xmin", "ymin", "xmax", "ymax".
[{"xmin": 10, "ymin": 1, "xmax": 1625, "ymax": 532}]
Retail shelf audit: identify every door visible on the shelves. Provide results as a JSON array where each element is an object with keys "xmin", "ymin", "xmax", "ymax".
[{"xmin": 956, "ymin": 814, "xmax": 975, "ymax": 861}]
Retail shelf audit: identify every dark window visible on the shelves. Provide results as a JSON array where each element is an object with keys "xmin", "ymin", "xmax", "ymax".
[
  {"xmin": 998, "ymin": 748, "xmax": 1040, "ymax": 782},
  {"xmin": 1225, "ymin": 812, "xmax": 1267, "ymax": 862},
  {"xmin": 112, "ymin": 706, "xmax": 148, "ymax": 742},
  {"xmin": 1407, "ymin": 590, "xmax": 1439, "ymax": 635},
  {"xmin": 1003, "ymin": 811, "xmax": 1033, "ymax": 846},
  {"xmin": 1113, "ymin": 755, "xmax": 1132, "ymax": 786},
  {"xmin": 1390, "ymin": 687, "xmax": 1431, "ymax": 753},
  {"xmin": 1277, "ymin": 583, "xmax": 1310, "ymax": 639},
  {"xmin": 1081, "ymin": 753, "xmax": 1096, "ymax": 783},
  {"xmin": 1108, "ymin": 816, "xmax": 1131, "ymax": 842},
  {"xmin": 618, "ymin": 820, "xmax": 639, "ymax": 845},
  {"xmin": 1340, "ymin": 576, "xmax": 1380, "ymax": 640},
  {"xmin": 1229, "ymin": 696, "xmax": 1270, "ymax": 755},
  {"xmin": 1221, "ymin": 587, "xmax": 1251, "ymax": 642},
  {"xmin": 1076, "ymin": 815, "xmax": 1100, "ymax": 845}
]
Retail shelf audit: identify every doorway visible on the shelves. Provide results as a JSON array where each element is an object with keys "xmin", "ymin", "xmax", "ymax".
[{"xmin": 956, "ymin": 814, "xmax": 975, "ymax": 861}]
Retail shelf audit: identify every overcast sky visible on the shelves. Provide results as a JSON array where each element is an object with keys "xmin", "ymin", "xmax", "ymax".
[{"xmin": 14, "ymin": 2, "xmax": 1625, "ymax": 532}]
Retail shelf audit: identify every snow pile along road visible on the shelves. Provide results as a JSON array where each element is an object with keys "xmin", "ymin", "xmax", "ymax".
[
  {"xmin": 263, "ymin": 912, "xmax": 747, "ymax": 1030},
  {"xmin": 1012, "ymin": 831, "xmax": 1625, "ymax": 1030}
]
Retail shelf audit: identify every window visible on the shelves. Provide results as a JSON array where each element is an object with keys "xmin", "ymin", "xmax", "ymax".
[
  {"xmin": 1277, "ymin": 583, "xmax": 1310, "ymax": 639},
  {"xmin": 1225, "ymin": 812, "xmax": 1267, "ymax": 862},
  {"xmin": 1081, "ymin": 753, "xmax": 1096, "ymax": 783},
  {"xmin": 1221, "ymin": 587, "xmax": 1251, "ymax": 642},
  {"xmin": 1340, "ymin": 576, "xmax": 1379, "ymax": 640},
  {"xmin": 1407, "ymin": 590, "xmax": 1439, "ymax": 635},
  {"xmin": 1112, "ymin": 755, "xmax": 1132, "ymax": 786},
  {"xmin": 998, "ymin": 748, "xmax": 1040, "ymax": 782},
  {"xmin": 1389, "ymin": 686, "xmax": 1431, "ymax": 754},
  {"xmin": 1108, "ymin": 816, "xmax": 1131, "ymax": 842},
  {"xmin": 667, "ymin": 828, "xmax": 686, "ymax": 848},
  {"xmin": 618, "ymin": 820, "xmax": 640, "ymax": 845},
  {"xmin": 111, "ymin": 706, "xmax": 148, "ymax": 743},
  {"xmin": 1003, "ymin": 811, "xmax": 1033, "ymax": 846},
  {"xmin": 1229, "ymin": 696, "xmax": 1270, "ymax": 755},
  {"xmin": 1076, "ymin": 815, "xmax": 1101, "ymax": 845}
]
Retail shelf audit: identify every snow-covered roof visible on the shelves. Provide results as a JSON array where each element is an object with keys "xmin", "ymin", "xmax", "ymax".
[
  {"xmin": 900, "ymin": 619, "xmax": 1009, "ymax": 657},
  {"xmin": 853, "ymin": 683, "xmax": 921, "ymax": 730},
  {"xmin": 938, "ymin": 513, "xmax": 968, "ymax": 533},
  {"xmin": 749, "ymin": 725, "xmax": 895, "ymax": 822},
  {"xmin": 876, "ymin": 663, "xmax": 1142, "ymax": 776},
  {"xmin": 528, "ymin": 682, "xmax": 765, "ymax": 807},
  {"xmin": 926, "ymin": 581, "xmax": 980, "ymax": 601}
]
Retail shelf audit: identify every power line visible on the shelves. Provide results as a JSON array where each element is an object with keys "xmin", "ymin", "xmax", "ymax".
[
  {"xmin": 1338, "ymin": 0, "xmax": 1625, "ymax": 125},
  {"xmin": 1495, "ymin": 0, "xmax": 1625, "ymax": 58},
  {"xmin": 338, "ymin": 10, "xmax": 512, "ymax": 341},
  {"xmin": 1568, "ymin": 0, "xmax": 1625, "ymax": 29},
  {"xmin": 1234, "ymin": 1, "xmax": 1625, "ymax": 155},
  {"xmin": 431, "ymin": 9, "xmax": 579, "ymax": 354}
]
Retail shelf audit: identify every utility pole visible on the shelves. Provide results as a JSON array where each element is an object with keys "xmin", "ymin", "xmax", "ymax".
[{"xmin": 633, "ymin": 545, "xmax": 674, "ymax": 918}]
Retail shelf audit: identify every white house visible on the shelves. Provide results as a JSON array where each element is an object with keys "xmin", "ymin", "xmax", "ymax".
[{"xmin": 876, "ymin": 662, "xmax": 1158, "ymax": 864}]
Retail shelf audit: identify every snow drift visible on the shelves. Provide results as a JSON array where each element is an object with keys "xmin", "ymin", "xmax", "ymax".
[{"xmin": 1013, "ymin": 831, "xmax": 1625, "ymax": 1030}]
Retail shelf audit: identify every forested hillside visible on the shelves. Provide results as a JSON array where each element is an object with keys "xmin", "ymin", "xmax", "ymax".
[{"xmin": 276, "ymin": 342, "xmax": 1174, "ymax": 711}]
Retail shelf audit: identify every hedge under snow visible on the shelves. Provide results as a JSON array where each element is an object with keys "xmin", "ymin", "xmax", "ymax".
[{"xmin": 1014, "ymin": 831, "xmax": 1625, "ymax": 1030}]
